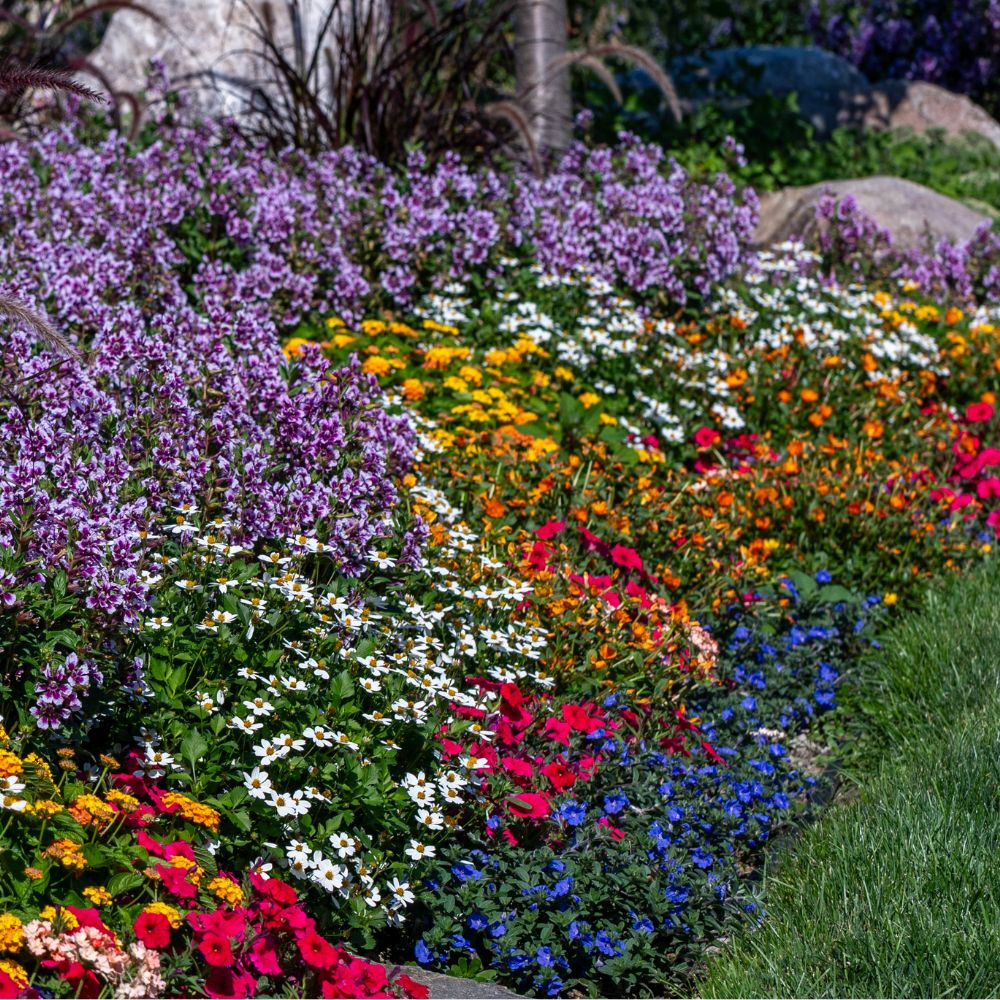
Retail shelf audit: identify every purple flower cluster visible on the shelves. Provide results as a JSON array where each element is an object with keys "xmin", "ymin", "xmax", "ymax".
[
  {"xmin": 31, "ymin": 652, "xmax": 103, "ymax": 730},
  {"xmin": 810, "ymin": 0, "xmax": 1000, "ymax": 115},
  {"xmin": 796, "ymin": 191, "xmax": 1000, "ymax": 303}
]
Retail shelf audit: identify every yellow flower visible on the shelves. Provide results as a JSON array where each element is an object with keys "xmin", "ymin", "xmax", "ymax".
[
  {"xmin": 39, "ymin": 907, "xmax": 79, "ymax": 930},
  {"xmin": 884, "ymin": 592, "xmax": 898, "ymax": 606},
  {"xmin": 142, "ymin": 902, "xmax": 182, "ymax": 929},
  {"xmin": 578, "ymin": 392, "xmax": 601, "ymax": 408},
  {"xmin": 0, "ymin": 751, "xmax": 22, "ymax": 779},
  {"xmin": 362, "ymin": 356, "xmax": 394, "ymax": 377},
  {"xmin": 43, "ymin": 839, "xmax": 86, "ymax": 873},
  {"xmin": 0, "ymin": 960, "xmax": 27, "ymax": 988},
  {"xmin": 599, "ymin": 412, "xmax": 618, "ymax": 426},
  {"xmin": 330, "ymin": 333, "xmax": 356, "ymax": 348},
  {"xmin": 161, "ymin": 792, "xmax": 221, "ymax": 832},
  {"xmin": 325, "ymin": 316, "xmax": 346, "ymax": 328},
  {"xmin": 458, "ymin": 365, "xmax": 483, "ymax": 386},
  {"xmin": 361, "ymin": 320, "xmax": 387, "ymax": 335},
  {"xmin": 282, "ymin": 337, "xmax": 313, "ymax": 358},
  {"xmin": 0, "ymin": 914, "xmax": 24, "ymax": 954},
  {"xmin": 553, "ymin": 365, "xmax": 574, "ymax": 381},
  {"xmin": 24, "ymin": 799, "xmax": 63, "ymax": 819},
  {"xmin": 443, "ymin": 376, "xmax": 469, "ymax": 393},
  {"xmin": 422, "ymin": 319, "xmax": 458, "ymax": 335},
  {"xmin": 206, "ymin": 876, "xmax": 245, "ymax": 907},
  {"xmin": 82, "ymin": 886, "xmax": 113, "ymax": 907},
  {"xmin": 104, "ymin": 789, "xmax": 141, "ymax": 813}
]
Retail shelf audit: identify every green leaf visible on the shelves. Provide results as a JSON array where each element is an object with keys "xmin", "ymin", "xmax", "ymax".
[
  {"xmin": 106, "ymin": 872, "xmax": 145, "ymax": 898},
  {"xmin": 180, "ymin": 730, "xmax": 209, "ymax": 771}
]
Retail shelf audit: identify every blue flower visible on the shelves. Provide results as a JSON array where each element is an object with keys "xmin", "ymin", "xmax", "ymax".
[
  {"xmin": 414, "ymin": 940, "xmax": 433, "ymax": 965},
  {"xmin": 815, "ymin": 569, "xmax": 832, "ymax": 583},
  {"xmin": 536, "ymin": 946, "xmax": 556, "ymax": 968},
  {"xmin": 507, "ymin": 952, "xmax": 532, "ymax": 970},
  {"xmin": 468, "ymin": 912, "xmax": 489, "ymax": 931},
  {"xmin": 665, "ymin": 884, "xmax": 689, "ymax": 903},
  {"xmin": 557, "ymin": 800, "xmax": 588, "ymax": 826},
  {"xmin": 692, "ymin": 848, "xmax": 713, "ymax": 869},
  {"xmin": 490, "ymin": 922, "xmax": 507, "ymax": 938},
  {"xmin": 603, "ymin": 792, "xmax": 629, "ymax": 815},
  {"xmin": 632, "ymin": 916, "xmax": 654, "ymax": 934}
]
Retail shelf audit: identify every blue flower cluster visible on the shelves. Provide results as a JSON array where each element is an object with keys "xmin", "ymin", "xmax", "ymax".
[{"xmin": 409, "ymin": 577, "xmax": 883, "ymax": 997}]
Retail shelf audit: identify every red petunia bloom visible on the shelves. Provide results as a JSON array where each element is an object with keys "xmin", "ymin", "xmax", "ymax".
[
  {"xmin": 249, "ymin": 936, "xmax": 282, "ymax": 976},
  {"xmin": 610, "ymin": 544, "xmax": 643, "ymax": 572},
  {"xmin": 395, "ymin": 973, "xmax": 431, "ymax": 999},
  {"xmin": 508, "ymin": 791, "xmax": 551, "ymax": 819},
  {"xmin": 133, "ymin": 911, "xmax": 172, "ymax": 950},
  {"xmin": 693, "ymin": 426, "xmax": 720, "ymax": 449},
  {"xmin": 156, "ymin": 863, "xmax": 198, "ymax": 899},
  {"xmin": 59, "ymin": 962, "xmax": 101, "ymax": 999},
  {"xmin": 966, "ymin": 401, "xmax": 994, "ymax": 423},
  {"xmin": 297, "ymin": 929, "xmax": 340, "ymax": 970},
  {"xmin": 198, "ymin": 933, "xmax": 234, "ymax": 967},
  {"xmin": 535, "ymin": 519, "xmax": 566, "ymax": 541},
  {"xmin": 540, "ymin": 760, "xmax": 577, "ymax": 792}
]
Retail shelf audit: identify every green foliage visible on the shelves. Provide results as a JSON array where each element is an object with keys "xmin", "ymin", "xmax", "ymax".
[{"xmin": 579, "ymin": 71, "xmax": 1000, "ymax": 213}]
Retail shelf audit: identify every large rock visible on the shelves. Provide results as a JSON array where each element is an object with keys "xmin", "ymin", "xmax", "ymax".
[
  {"xmin": 384, "ymin": 966, "xmax": 524, "ymax": 999},
  {"xmin": 670, "ymin": 46, "xmax": 1000, "ymax": 153},
  {"xmin": 852, "ymin": 80, "xmax": 1000, "ymax": 153},
  {"xmin": 87, "ymin": 0, "xmax": 349, "ymax": 115},
  {"xmin": 754, "ymin": 176, "xmax": 992, "ymax": 250},
  {"xmin": 670, "ymin": 46, "xmax": 871, "ymax": 135}
]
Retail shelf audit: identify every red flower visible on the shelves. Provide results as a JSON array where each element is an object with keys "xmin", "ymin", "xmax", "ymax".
[
  {"xmin": 508, "ymin": 792, "xmax": 551, "ymax": 819},
  {"xmin": 133, "ymin": 911, "xmax": 172, "ymax": 950},
  {"xmin": 395, "ymin": 973, "xmax": 431, "ymax": 999},
  {"xmin": 535, "ymin": 519, "xmax": 566, "ymax": 541},
  {"xmin": 249, "ymin": 936, "xmax": 282, "ymax": 976},
  {"xmin": 693, "ymin": 426, "xmax": 720, "ymax": 449},
  {"xmin": 59, "ymin": 963, "xmax": 101, "ymax": 999},
  {"xmin": 204, "ymin": 967, "xmax": 257, "ymax": 999},
  {"xmin": 598, "ymin": 816, "xmax": 625, "ymax": 841},
  {"xmin": 251, "ymin": 873, "xmax": 298, "ymax": 906},
  {"xmin": 156, "ymin": 862, "xmax": 198, "ymax": 899},
  {"xmin": 501, "ymin": 756, "xmax": 535, "ymax": 783},
  {"xmin": 297, "ymin": 929, "xmax": 340, "ymax": 970},
  {"xmin": 610, "ymin": 544, "xmax": 643, "ymax": 572},
  {"xmin": 198, "ymin": 933, "xmax": 234, "ymax": 967},
  {"xmin": 966, "ymin": 401, "xmax": 994, "ymax": 423},
  {"xmin": 978, "ymin": 477, "xmax": 1000, "ymax": 499},
  {"xmin": 540, "ymin": 761, "xmax": 577, "ymax": 792}
]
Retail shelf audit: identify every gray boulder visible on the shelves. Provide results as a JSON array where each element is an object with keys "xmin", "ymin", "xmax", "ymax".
[
  {"xmin": 754, "ymin": 176, "xmax": 992, "ymax": 250},
  {"xmin": 384, "ymin": 965, "xmax": 524, "ymax": 999},
  {"xmin": 671, "ymin": 46, "xmax": 1000, "ymax": 153},
  {"xmin": 87, "ymin": 0, "xmax": 348, "ymax": 115}
]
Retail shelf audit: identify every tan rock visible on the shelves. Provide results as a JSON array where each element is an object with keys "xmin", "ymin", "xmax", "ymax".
[{"xmin": 754, "ymin": 176, "xmax": 991, "ymax": 250}]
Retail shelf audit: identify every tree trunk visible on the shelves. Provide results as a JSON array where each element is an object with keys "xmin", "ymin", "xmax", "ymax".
[{"xmin": 514, "ymin": 0, "xmax": 571, "ymax": 156}]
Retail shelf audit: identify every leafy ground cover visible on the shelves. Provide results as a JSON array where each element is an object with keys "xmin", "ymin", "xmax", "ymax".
[
  {"xmin": 699, "ymin": 561, "xmax": 1000, "ymax": 998},
  {"xmin": 2, "ymin": 106, "xmax": 1000, "ymax": 998}
]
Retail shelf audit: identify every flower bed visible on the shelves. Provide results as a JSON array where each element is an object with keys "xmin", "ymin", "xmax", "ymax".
[{"xmin": 1, "ymin": 110, "xmax": 1000, "ymax": 997}]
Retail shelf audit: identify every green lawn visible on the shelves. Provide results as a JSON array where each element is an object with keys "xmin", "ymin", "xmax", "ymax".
[{"xmin": 700, "ymin": 561, "xmax": 1000, "ymax": 998}]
